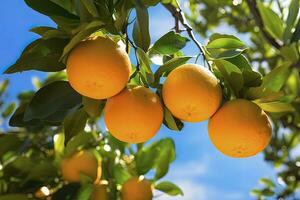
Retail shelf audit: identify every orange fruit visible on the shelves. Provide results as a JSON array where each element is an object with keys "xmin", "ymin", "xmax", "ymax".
[
  {"xmin": 104, "ymin": 86, "xmax": 163, "ymax": 143},
  {"xmin": 208, "ymin": 99, "xmax": 272, "ymax": 158},
  {"xmin": 61, "ymin": 150, "xmax": 101, "ymax": 182},
  {"xmin": 91, "ymin": 184, "xmax": 108, "ymax": 200},
  {"xmin": 162, "ymin": 64, "xmax": 222, "ymax": 122},
  {"xmin": 121, "ymin": 177, "xmax": 153, "ymax": 200},
  {"xmin": 66, "ymin": 37, "xmax": 131, "ymax": 99}
]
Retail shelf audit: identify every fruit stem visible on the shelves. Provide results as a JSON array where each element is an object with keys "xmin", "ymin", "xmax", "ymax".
[{"xmin": 163, "ymin": 1, "xmax": 213, "ymax": 72}]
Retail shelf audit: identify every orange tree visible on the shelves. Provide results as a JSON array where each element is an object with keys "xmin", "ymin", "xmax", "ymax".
[{"xmin": 0, "ymin": 0, "xmax": 299, "ymax": 199}]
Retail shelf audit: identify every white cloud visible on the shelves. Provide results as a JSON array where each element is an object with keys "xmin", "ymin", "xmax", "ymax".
[{"xmin": 155, "ymin": 157, "xmax": 246, "ymax": 200}]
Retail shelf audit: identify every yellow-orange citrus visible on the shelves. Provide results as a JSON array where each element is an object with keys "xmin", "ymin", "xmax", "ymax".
[
  {"xmin": 66, "ymin": 37, "xmax": 131, "ymax": 99},
  {"xmin": 208, "ymin": 99, "xmax": 272, "ymax": 158},
  {"xmin": 162, "ymin": 64, "xmax": 222, "ymax": 122},
  {"xmin": 61, "ymin": 150, "xmax": 101, "ymax": 182},
  {"xmin": 104, "ymin": 86, "xmax": 163, "ymax": 143},
  {"xmin": 91, "ymin": 184, "xmax": 108, "ymax": 200},
  {"xmin": 121, "ymin": 177, "xmax": 153, "ymax": 200}
]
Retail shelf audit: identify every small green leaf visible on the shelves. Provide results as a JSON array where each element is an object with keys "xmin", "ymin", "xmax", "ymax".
[
  {"xmin": 283, "ymin": 0, "xmax": 299, "ymax": 43},
  {"xmin": 259, "ymin": 178, "xmax": 275, "ymax": 188},
  {"xmin": 65, "ymin": 132, "xmax": 95, "ymax": 157},
  {"xmin": 113, "ymin": 164, "xmax": 132, "ymax": 185},
  {"xmin": 76, "ymin": 183, "xmax": 94, "ymax": 200},
  {"xmin": 82, "ymin": 97, "xmax": 105, "ymax": 118},
  {"xmin": 2, "ymin": 103, "xmax": 16, "ymax": 118},
  {"xmin": 136, "ymin": 48, "xmax": 154, "ymax": 84},
  {"xmin": 280, "ymin": 44, "xmax": 299, "ymax": 63},
  {"xmin": 257, "ymin": 2, "xmax": 284, "ymax": 40},
  {"xmin": 64, "ymin": 108, "xmax": 88, "ymax": 143},
  {"xmin": 151, "ymin": 31, "xmax": 189, "ymax": 55},
  {"xmin": 163, "ymin": 107, "xmax": 184, "ymax": 131},
  {"xmin": 31, "ymin": 26, "xmax": 69, "ymax": 39},
  {"xmin": 54, "ymin": 133, "xmax": 65, "ymax": 157},
  {"xmin": 155, "ymin": 181, "xmax": 184, "ymax": 196},
  {"xmin": 25, "ymin": 162, "xmax": 57, "ymax": 182},
  {"xmin": 24, "ymin": 81, "xmax": 82, "ymax": 122},
  {"xmin": 132, "ymin": 0, "xmax": 151, "ymax": 51},
  {"xmin": 255, "ymin": 101, "xmax": 295, "ymax": 113},
  {"xmin": 214, "ymin": 60, "xmax": 244, "ymax": 95},
  {"xmin": 4, "ymin": 38, "xmax": 69, "ymax": 74},
  {"xmin": 206, "ymin": 36, "xmax": 247, "ymax": 60},
  {"xmin": 261, "ymin": 62, "xmax": 290, "ymax": 92}
]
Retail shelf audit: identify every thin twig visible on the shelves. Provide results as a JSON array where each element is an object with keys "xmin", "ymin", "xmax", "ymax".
[
  {"xmin": 163, "ymin": 2, "xmax": 213, "ymax": 72},
  {"xmin": 245, "ymin": 0, "xmax": 281, "ymax": 49}
]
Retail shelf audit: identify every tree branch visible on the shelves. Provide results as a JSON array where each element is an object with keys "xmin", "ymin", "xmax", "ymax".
[
  {"xmin": 245, "ymin": 0, "xmax": 281, "ymax": 49},
  {"xmin": 163, "ymin": 3, "xmax": 213, "ymax": 71}
]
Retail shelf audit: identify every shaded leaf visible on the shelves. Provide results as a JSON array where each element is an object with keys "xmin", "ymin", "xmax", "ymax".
[
  {"xmin": 82, "ymin": 97, "xmax": 105, "ymax": 118},
  {"xmin": 283, "ymin": 0, "xmax": 299, "ymax": 43},
  {"xmin": 64, "ymin": 108, "xmax": 88, "ymax": 142}
]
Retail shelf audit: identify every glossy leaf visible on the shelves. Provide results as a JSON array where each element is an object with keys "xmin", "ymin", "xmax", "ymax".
[
  {"xmin": 65, "ymin": 132, "xmax": 95, "ymax": 157},
  {"xmin": 283, "ymin": 0, "xmax": 299, "ymax": 43},
  {"xmin": 24, "ymin": 81, "xmax": 82, "ymax": 122},
  {"xmin": 155, "ymin": 181, "xmax": 183, "ymax": 196},
  {"xmin": 257, "ymin": 2, "xmax": 284, "ymax": 40},
  {"xmin": 64, "ymin": 108, "xmax": 88, "ymax": 142},
  {"xmin": 82, "ymin": 97, "xmax": 105, "ymax": 118},
  {"xmin": 151, "ymin": 31, "xmax": 189, "ymax": 55},
  {"xmin": 4, "ymin": 38, "xmax": 69, "ymax": 74},
  {"xmin": 163, "ymin": 107, "xmax": 184, "ymax": 131},
  {"xmin": 132, "ymin": 0, "xmax": 151, "ymax": 51}
]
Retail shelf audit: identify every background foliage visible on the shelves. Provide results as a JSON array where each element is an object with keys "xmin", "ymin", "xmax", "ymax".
[{"xmin": 0, "ymin": 0, "xmax": 300, "ymax": 199}]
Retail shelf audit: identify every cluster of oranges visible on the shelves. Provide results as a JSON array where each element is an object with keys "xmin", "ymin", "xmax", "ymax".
[
  {"xmin": 61, "ymin": 36, "xmax": 273, "ymax": 199},
  {"xmin": 66, "ymin": 36, "xmax": 272, "ymax": 158},
  {"xmin": 60, "ymin": 150, "xmax": 153, "ymax": 200}
]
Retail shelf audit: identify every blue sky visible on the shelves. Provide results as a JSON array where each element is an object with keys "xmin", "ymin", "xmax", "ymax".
[{"xmin": 0, "ymin": 1, "xmax": 276, "ymax": 199}]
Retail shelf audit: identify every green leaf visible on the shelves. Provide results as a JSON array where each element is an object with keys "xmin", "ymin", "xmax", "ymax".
[
  {"xmin": 82, "ymin": 97, "xmax": 105, "ymax": 118},
  {"xmin": 25, "ymin": 162, "xmax": 57, "ymax": 182},
  {"xmin": 30, "ymin": 26, "xmax": 69, "ymax": 39},
  {"xmin": 206, "ymin": 36, "xmax": 247, "ymax": 60},
  {"xmin": 255, "ymin": 101, "xmax": 295, "ymax": 113},
  {"xmin": 225, "ymin": 54, "xmax": 252, "ymax": 70},
  {"xmin": 259, "ymin": 178, "xmax": 275, "ymax": 188},
  {"xmin": 261, "ymin": 62, "xmax": 290, "ymax": 92},
  {"xmin": 132, "ymin": 0, "xmax": 151, "ymax": 51},
  {"xmin": 291, "ymin": 18, "xmax": 300, "ymax": 43},
  {"xmin": 283, "ymin": 0, "xmax": 299, "ymax": 43},
  {"xmin": 76, "ymin": 183, "xmax": 94, "ymax": 200},
  {"xmin": 113, "ymin": 164, "xmax": 132, "ymax": 185},
  {"xmin": 80, "ymin": 0, "xmax": 99, "ymax": 17},
  {"xmin": 136, "ymin": 48, "xmax": 154, "ymax": 84},
  {"xmin": 155, "ymin": 181, "xmax": 184, "ymax": 196},
  {"xmin": 153, "ymin": 56, "xmax": 192, "ymax": 86},
  {"xmin": 24, "ymin": 0, "xmax": 78, "ymax": 19},
  {"xmin": 4, "ymin": 38, "xmax": 69, "ymax": 74},
  {"xmin": 64, "ymin": 108, "xmax": 88, "ymax": 142},
  {"xmin": 61, "ymin": 20, "xmax": 104, "ymax": 59},
  {"xmin": 0, "ymin": 134, "xmax": 22, "ymax": 157},
  {"xmin": 151, "ymin": 31, "xmax": 189, "ymax": 55},
  {"xmin": 214, "ymin": 60, "xmax": 244, "ymax": 95},
  {"xmin": 2, "ymin": 103, "xmax": 16, "ymax": 118},
  {"xmin": 54, "ymin": 133, "xmax": 65, "ymax": 158},
  {"xmin": 24, "ymin": 81, "xmax": 82, "ymax": 122},
  {"xmin": 251, "ymin": 189, "xmax": 262, "ymax": 196},
  {"xmin": 257, "ymin": 2, "xmax": 284, "ymax": 40},
  {"xmin": 261, "ymin": 188, "xmax": 275, "ymax": 197},
  {"xmin": 280, "ymin": 44, "xmax": 299, "ymax": 63},
  {"xmin": 246, "ymin": 87, "xmax": 284, "ymax": 102},
  {"xmin": 65, "ymin": 132, "xmax": 95, "ymax": 157},
  {"xmin": 163, "ymin": 107, "xmax": 184, "ymax": 131}
]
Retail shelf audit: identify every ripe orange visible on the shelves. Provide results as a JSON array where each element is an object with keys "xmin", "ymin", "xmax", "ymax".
[
  {"xmin": 91, "ymin": 184, "xmax": 108, "ymax": 200},
  {"xmin": 121, "ymin": 177, "xmax": 153, "ymax": 200},
  {"xmin": 66, "ymin": 37, "xmax": 131, "ymax": 99},
  {"xmin": 61, "ymin": 150, "xmax": 101, "ymax": 182},
  {"xmin": 208, "ymin": 99, "xmax": 272, "ymax": 158},
  {"xmin": 104, "ymin": 86, "xmax": 163, "ymax": 143},
  {"xmin": 162, "ymin": 64, "xmax": 222, "ymax": 122}
]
